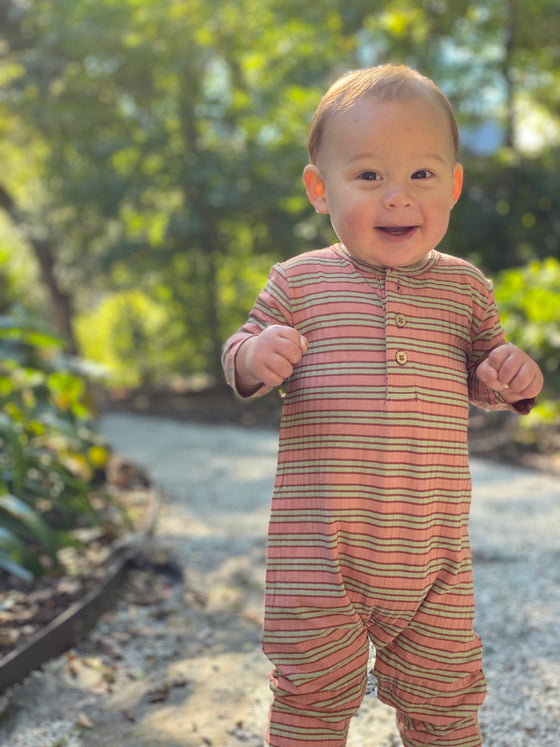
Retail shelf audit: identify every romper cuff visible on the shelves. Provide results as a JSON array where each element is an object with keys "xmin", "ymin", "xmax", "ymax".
[
  {"xmin": 508, "ymin": 397, "xmax": 536, "ymax": 416},
  {"xmin": 222, "ymin": 335, "xmax": 275, "ymax": 400}
]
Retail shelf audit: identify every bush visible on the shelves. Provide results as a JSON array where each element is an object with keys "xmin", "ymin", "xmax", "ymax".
[
  {"xmin": 446, "ymin": 149, "xmax": 560, "ymax": 273},
  {"xmin": 0, "ymin": 306, "xmax": 113, "ymax": 581},
  {"xmin": 75, "ymin": 289, "xmax": 194, "ymax": 388},
  {"xmin": 493, "ymin": 257, "xmax": 560, "ymax": 423}
]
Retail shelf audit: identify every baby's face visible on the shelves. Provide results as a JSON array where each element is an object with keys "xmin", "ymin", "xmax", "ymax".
[{"xmin": 306, "ymin": 96, "xmax": 463, "ymax": 268}]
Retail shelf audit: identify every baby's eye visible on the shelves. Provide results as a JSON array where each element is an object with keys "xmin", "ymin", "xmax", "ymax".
[
  {"xmin": 412, "ymin": 169, "xmax": 432, "ymax": 180},
  {"xmin": 358, "ymin": 171, "xmax": 381, "ymax": 182}
]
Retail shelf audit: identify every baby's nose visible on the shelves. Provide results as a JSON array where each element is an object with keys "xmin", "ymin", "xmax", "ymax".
[{"xmin": 383, "ymin": 184, "xmax": 413, "ymax": 208}]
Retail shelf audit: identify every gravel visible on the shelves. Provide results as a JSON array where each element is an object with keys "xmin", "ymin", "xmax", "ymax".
[{"xmin": 0, "ymin": 414, "xmax": 558, "ymax": 746}]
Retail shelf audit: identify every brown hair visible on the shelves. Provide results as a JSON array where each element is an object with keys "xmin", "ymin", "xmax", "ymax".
[{"xmin": 307, "ymin": 64, "xmax": 460, "ymax": 163}]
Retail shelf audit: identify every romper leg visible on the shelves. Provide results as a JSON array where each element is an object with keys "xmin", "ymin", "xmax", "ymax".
[
  {"xmin": 369, "ymin": 576, "xmax": 486, "ymax": 747},
  {"xmin": 264, "ymin": 620, "xmax": 370, "ymax": 747},
  {"xmin": 396, "ymin": 712, "xmax": 482, "ymax": 747}
]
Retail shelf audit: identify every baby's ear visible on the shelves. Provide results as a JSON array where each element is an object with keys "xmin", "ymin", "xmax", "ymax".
[
  {"xmin": 303, "ymin": 165, "xmax": 329, "ymax": 214},
  {"xmin": 451, "ymin": 162, "xmax": 463, "ymax": 205}
]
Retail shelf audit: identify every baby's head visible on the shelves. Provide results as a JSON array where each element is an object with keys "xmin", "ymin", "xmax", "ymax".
[
  {"xmin": 308, "ymin": 65, "xmax": 459, "ymax": 166},
  {"xmin": 303, "ymin": 64, "xmax": 463, "ymax": 268}
]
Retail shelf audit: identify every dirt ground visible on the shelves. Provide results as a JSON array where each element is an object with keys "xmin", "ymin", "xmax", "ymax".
[{"xmin": 0, "ymin": 412, "xmax": 559, "ymax": 746}]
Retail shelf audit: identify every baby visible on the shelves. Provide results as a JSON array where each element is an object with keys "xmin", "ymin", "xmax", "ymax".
[{"xmin": 222, "ymin": 64, "xmax": 543, "ymax": 747}]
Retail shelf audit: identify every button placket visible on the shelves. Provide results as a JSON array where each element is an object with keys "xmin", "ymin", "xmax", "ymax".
[{"xmin": 385, "ymin": 272, "xmax": 415, "ymax": 398}]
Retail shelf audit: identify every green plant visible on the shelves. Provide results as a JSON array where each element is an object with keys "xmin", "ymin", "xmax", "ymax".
[
  {"xmin": 74, "ymin": 289, "xmax": 178, "ymax": 388},
  {"xmin": 493, "ymin": 257, "xmax": 560, "ymax": 424},
  {"xmin": 0, "ymin": 306, "xmax": 112, "ymax": 581}
]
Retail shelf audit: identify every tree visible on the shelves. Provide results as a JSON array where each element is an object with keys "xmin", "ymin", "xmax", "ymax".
[
  {"xmin": 0, "ymin": 0, "xmax": 558, "ymax": 381},
  {"xmin": 0, "ymin": 1, "xmax": 332, "ymax": 375},
  {"xmin": 353, "ymin": 0, "xmax": 560, "ymax": 153}
]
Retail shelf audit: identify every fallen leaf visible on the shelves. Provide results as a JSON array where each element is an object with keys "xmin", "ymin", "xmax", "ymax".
[
  {"xmin": 76, "ymin": 712, "xmax": 94, "ymax": 729},
  {"xmin": 102, "ymin": 666, "xmax": 117, "ymax": 684},
  {"xmin": 91, "ymin": 684, "xmax": 109, "ymax": 696},
  {"xmin": 147, "ymin": 683, "xmax": 170, "ymax": 703},
  {"xmin": 98, "ymin": 635, "xmax": 124, "ymax": 659}
]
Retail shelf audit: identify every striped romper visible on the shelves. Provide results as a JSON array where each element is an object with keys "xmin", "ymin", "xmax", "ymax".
[{"xmin": 222, "ymin": 244, "xmax": 533, "ymax": 747}]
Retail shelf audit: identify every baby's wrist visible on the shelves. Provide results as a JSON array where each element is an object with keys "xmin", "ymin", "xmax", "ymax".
[{"xmin": 235, "ymin": 338, "xmax": 263, "ymax": 394}]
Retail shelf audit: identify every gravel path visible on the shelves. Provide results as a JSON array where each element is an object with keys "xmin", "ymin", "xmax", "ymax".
[{"xmin": 0, "ymin": 413, "xmax": 558, "ymax": 746}]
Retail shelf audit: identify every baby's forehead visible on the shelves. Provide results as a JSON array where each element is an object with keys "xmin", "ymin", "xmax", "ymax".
[
  {"xmin": 321, "ymin": 92, "xmax": 457, "ymax": 157},
  {"xmin": 340, "ymin": 89, "xmax": 445, "ymax": 122}
]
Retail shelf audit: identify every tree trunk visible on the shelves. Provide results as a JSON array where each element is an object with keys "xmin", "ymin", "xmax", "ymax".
[
  {"xmin": 33, "ymin": 238, "xmax": 77, "ymax": 352},
  {"xmin": 204, "ymin": 245, "xmax": 225, "ymax": 382},
  {"xmin": 0, "ymin": 183, "xmax": 77, "ymax": 352},
  {"xmin": 503, "ymin": 0, "xmax": 518, "ymax": 150}
]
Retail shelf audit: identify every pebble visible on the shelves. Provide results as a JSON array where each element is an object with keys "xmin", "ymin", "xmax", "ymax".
[{"xmin": 6, "ymin": 719, "xmax": 84, "ymax": 747}]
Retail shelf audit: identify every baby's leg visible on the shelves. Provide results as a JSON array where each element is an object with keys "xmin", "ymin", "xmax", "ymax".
[
  {"xmin": 264, "ymin": 620, "xmax": 369, "ymax": 747},
  {"xmin": 371, "ymin": 579, "xmax": 485, "ymax": 747},
  {"xmin": 396, "ymin": 712, "xmax": 482, "ymax": 747}
]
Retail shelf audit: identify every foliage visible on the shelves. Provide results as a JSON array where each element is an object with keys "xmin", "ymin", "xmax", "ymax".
[
  {"xmin": 446, "ymin": 149, "xmax": 560, "ymax": 273},
  {"xmin": 0, "ymin": 0, "xmax": 334, "ymax": 376},
  {"xmin": 75, "ymin": 289, "xmax": 192, "ymax": 387},
  {"xmin": 493, "ymin": 258, "xmax": 560, "ymax": 423},
  {"xmin": 0, "ymin": 0, "xmax": 558, "ymax": 383},
  {"xmin": 0, "ymin": 237, "xmax": 43, "ymax": 315},
  {"xmin": 75, "ymin": 248, "xmax": 276, "ymax": 386},
  {"xmin": 0, "ymin": 307, "xmax": 112, "ymax": 581}
]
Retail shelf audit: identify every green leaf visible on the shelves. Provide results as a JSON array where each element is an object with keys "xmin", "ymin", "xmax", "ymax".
[
  {"xmin": 0, "ymin": 549, "xmax": 35, "ymax": 582},
  {"xmin": 0, "ymin": 493, "xmax": 57, "ymax": 558},
  {"xmin": 0, "ymin": 528, "xmax": 43, "ymax": 578},
  {"xmin": 0, "ymin": 415, "xmax": 27, "ymax": 490}
]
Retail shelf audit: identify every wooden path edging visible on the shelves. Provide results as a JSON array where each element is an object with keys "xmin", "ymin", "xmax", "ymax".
[{"xmin": 0, "ymin": 487, "xmax": 160, "ymax": 695}]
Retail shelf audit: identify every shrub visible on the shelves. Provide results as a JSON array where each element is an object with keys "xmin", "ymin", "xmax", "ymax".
[
  {"xmin": 0, "ymin": 306, "xmax": 112, "ymax": 581},
  {"xmin": 74, "ymin": 289, "xmax": 192, "ymax": 388},
  {"xmin": 493, "ymin": 257, "xmax": 560, "ymax": 424}
]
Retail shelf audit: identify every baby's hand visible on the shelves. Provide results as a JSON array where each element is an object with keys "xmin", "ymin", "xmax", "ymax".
[
  {"xmin": 239, "ymin": 325, "xmax": 308, "ymax": 391},
  {"xmin": 476, "ymin": 344, "xmax": 543, "ymax": 402}
]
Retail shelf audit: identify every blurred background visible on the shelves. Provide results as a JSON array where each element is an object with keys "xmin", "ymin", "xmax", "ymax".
[
  {"xmin": 0, "ymin": 4, "xmax": 558, "ymax": 737},
  {"xmin": 0, "ymin": 0, "xmax": 558, "ymax": 420}
]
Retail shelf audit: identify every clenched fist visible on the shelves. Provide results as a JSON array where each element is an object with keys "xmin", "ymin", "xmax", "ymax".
[
  {"xmin": 476, "ymin": 344, "xmax": 543, "ymax": 403},
  {"xmin": 235, "ymin": 325, "xmax": 308, "ymax": 396}
]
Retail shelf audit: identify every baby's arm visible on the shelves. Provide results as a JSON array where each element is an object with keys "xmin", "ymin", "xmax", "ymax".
[
  {"xmin": 234, "ymin": 325, "xmax": 308, "ymax": 397},
  {"xmin": 476, "ymin": 343, "xmax": 543, "ymax": 404}
]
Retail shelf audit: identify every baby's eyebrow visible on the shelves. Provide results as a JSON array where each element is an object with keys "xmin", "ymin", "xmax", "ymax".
[
  {"xmin": 347, "ymin": 152, "xmax": 378, "ymax": 163},
  {"xmin": 423, "ymin": 152, "xmax": 447, "ymax": 163},
  {"xmin": 348, "ymin": 151, "xmax": 448, "ymax": 164}
]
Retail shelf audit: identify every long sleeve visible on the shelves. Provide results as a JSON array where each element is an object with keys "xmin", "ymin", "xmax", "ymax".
[
  {"xmin": 466, "ymin": 281, "xmax": 535, "ymax": 415},
  {"xmin": 221, "ymin": 263, "xmax": 293, "ymax": 399}
]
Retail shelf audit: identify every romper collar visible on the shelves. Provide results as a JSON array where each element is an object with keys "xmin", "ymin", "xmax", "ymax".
[{"xmin": 335, "ymin": 243, "xmax": 438, "ymax": 277}]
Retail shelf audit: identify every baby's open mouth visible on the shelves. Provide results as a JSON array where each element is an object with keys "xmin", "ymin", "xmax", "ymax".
[{"xmin": 377, "ymin": 226, "xmax": 418, "ymax": 237}]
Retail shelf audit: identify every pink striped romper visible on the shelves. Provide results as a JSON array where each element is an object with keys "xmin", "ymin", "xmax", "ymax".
[{"xmin": 222, "ymin": 244, "xmax": 534, "ymax": 747}]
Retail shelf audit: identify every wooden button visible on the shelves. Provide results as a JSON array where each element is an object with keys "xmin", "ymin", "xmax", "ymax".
[
  {"xmin": 395, "ymin": 313, "xmax": 406, "ymax": 328},
  {"xmin": 395, "ymin": 350, "xmax": 408, "ymax": 365}
]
